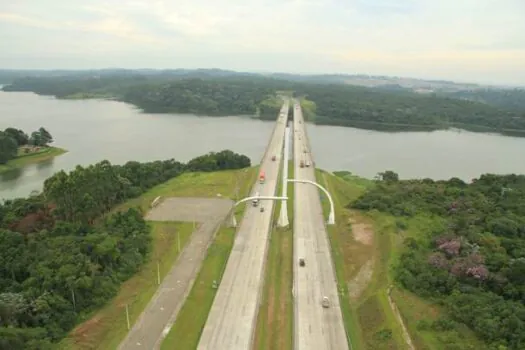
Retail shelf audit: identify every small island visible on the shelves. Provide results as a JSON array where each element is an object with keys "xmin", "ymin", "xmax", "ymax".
[{"xmin": 0, "ymin": 127, "xmax": 67, "ymax": 174}]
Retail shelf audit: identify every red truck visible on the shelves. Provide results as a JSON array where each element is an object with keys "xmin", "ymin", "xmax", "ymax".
[{"xmin": 259, "ymin": 171, "xmax": 266, "ymax": 184}]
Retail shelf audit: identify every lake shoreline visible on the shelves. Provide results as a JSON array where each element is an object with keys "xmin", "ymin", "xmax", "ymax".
[
  {"xmin": 5, "ymin": 89, "xmax": 525, "ymax": 137},
  {"xmin": 0, "ymin": 146, "xmax": 68, "ymax": 174}
]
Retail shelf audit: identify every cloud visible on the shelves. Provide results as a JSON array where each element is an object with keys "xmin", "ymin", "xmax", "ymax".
[{"xmin": 0, "ymin": 0, "xmax": 524, "ymax": 85}]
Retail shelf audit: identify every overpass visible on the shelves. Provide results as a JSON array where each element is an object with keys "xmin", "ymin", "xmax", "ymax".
[
  {"xmin": 197, "ymin": 102, "xmax": 289, "ymax": 349},
  {"xmin": 292, "ymin": 101, "xmax": 349, "ymax": 350}
]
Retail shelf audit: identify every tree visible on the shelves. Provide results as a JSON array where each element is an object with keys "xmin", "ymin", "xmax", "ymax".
[
  {"xmin": 3, "ymin": 128, "xmax": 28, "ymax": 146},
  {"xmin": 0, "ymin": 131, "xmax": 18, "ymax": 164}
]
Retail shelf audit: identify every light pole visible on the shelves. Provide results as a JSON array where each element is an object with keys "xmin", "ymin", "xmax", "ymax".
[
  {"xmin": 229, "ymin": 195, "xmax": 289, "ymax": 227},
  {"xmin": 287, "ymin": 179, "xmax": 335, "ymax": 225}
]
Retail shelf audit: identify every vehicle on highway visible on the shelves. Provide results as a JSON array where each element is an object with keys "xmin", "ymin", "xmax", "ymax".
[
  {"xmin": 252, "ymin": 192, "xmax": 260, "ymax": 207},
  {"xmin": 299, "ymin": 258, "xmax": 305, "ymax": 267},
  {"xmin": 259, "ymin": 170, "xmax": 265, "ymax": 184},
  {"xmin": 260, "ymin": 206, "xmax": 265, "ymax": 212},
  {"xmin": 271, "ymin": 155, "xmax": 276, "ymax": 161},
  {"xmin": 303, "ymin": 149, "xmax": 307, "ymax": 153},
  {"xmin": 300, "ymin": 160, "xmax": 305, "ymax": 168},
  {"xmin": 306, "ymin": 160, "xmax": 311, "ymax": 167},
  {"xmin": 322, "ymin": 296, "xmax": 330, "ymax": 308}
]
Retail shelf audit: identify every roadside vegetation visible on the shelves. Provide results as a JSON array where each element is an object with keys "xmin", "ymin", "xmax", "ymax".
[
  {"xmin": 4, "ymin": 73, "xmax": 525, "ymax": 135},
  {"xmin": 0, "ymin": 127, "xmax": 66, "ymax": 173},
  {"xmin": 160, "ymin": 167, "xmax": 258, "ymax": 349},
  {"xmin": 0, "ymin": 150, "xmax": 251, "ymax": 349},
  {"xmin": 60, "ymin": 166, "xmax": 257, "ymax": 349},
  {"xmin": 321, "ymin": 169, "xmax": 519, "ymax": 349},
  {"xmin": 253, "ymin": 161, "xmax": 294, "ymax": 350}
]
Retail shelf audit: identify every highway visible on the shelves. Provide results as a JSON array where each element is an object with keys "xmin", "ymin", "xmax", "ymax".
[
  {"xmin": 197, "ymin": 102, "xmax": 289, "ymax": 350},
  {"xmin": 292, "ymin": 101, "xmax": 349, "ymax": 350}
]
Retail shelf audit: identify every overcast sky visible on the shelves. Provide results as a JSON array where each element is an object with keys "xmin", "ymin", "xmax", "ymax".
[{"xmin": 1, "ymin": 0, "xmax": 524, "ymax": 85}]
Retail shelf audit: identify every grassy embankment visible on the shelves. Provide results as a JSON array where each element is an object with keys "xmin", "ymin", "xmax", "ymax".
[
  {"xmin": 160, "ymin": 167, "xmax": 258, "ymax": 350},
  {"xmin": 58, "ymin": 167, "xmax": 258, "ymax": 350},
  {"xmin": 0, "ymin": 146, "xmax": 67, "ymax": 174},
  {"xmin": 252, "ymin": 160, "xmax": 294, "ymax": 350},
  {"xmin": 319, "ymin": 170, "xmax": 484, "ymax": 349}
]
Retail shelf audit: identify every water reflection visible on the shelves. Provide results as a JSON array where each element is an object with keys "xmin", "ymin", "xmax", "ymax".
[{"xmin": 0, "ymin": 167, "xmax": 25, "ymax": 182}]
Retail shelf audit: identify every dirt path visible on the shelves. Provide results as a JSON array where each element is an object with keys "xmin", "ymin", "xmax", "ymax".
[
  {"xmin": 387, "ymin": 286, "xmax": 416, "ymax": 350},
  {"xmin": 119, "ymin": 197, "xmax": 233, "ymax": 350},
  {"xmin": 347, "ymin": 259, "xmax": 374, "ymax": 300}
]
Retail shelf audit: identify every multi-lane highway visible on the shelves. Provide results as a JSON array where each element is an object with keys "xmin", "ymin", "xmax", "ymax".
[
  {"xmin": 197, "ymin": 102, "xmax": 289, "ymax": 350},
  {"xmin": 292, "ymin": 102, "xmax": 349, "ymax": 350}
]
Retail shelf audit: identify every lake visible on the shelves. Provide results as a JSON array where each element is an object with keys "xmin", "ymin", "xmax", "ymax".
[{"xmin": 2, "ymin": 90, "xmax": 525, "ymax": 200}]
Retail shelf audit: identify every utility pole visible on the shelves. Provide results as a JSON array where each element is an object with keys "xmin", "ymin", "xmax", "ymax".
[{"xmin": 125, "ymin": 304, "xmax": 130, "ymax": 330}]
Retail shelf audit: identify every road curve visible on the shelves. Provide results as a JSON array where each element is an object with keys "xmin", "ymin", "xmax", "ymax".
[
  {"xmin": 292, "ymin": 101, "xmax": 349, "ymax": 350},
  {"xmin": 197, "ymin": 102, "xmax": 289, "ymax": 350}
]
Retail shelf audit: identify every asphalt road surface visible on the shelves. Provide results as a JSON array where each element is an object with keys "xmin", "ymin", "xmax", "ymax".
[
  {"xmin": 118, "ymin": 198, "xmax": 233, "ymax": 350},
  {"xmin": 292, "ymin": 102, "xmax": 350, "ymax": 350},
  {"xmin": 197, "ymin": 102, "xmax": 289, "ymax": 350}
]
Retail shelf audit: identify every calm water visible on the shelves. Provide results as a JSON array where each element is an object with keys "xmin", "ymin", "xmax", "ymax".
[{"xmin": 1, "ymin": 91, "xmax": 525, "ymax": 199}]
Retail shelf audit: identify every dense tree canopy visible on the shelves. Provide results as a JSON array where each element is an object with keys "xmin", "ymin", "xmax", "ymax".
[
  {"xmin": 0, "ymin": 127, "xmax": 53, "ymax": 165},
  {"xmin": 352, "ymin": 173, "xmax": 525, "ymax": 349},
  {"xmin": 442, "ymin": 88, "xmax": 525, "ymax": 112},
  {"xmin": 0, "ymin": 149, "xmax": 250, "ymax": 349},
  {"xmin": 4, "ymin": 74, "xmax": 525, "ymax": 135}
]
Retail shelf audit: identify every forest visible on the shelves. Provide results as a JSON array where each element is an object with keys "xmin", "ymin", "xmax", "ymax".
[
  {"xmin": 0, "ymin": 149, "xmax": 250, "ymax": 349},
  {"xmin": 352, "ymin": 171, "xmax": 525, "ymax": 350},
  {"xmin": 442, "ymin": 88, "xmax": 525, "ymax": 113},
  {"xmin": 0, "ymin": 127, "xmax": 54, "ymax": 164},
  {"xmin": 4, "ymin": 75, "xmax": 525, "ymax": 134}
]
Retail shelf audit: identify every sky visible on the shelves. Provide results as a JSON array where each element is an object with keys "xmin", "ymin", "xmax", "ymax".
[{"xmin": 0, "ymin": 0, "xmax": 524, "ymax": 85}]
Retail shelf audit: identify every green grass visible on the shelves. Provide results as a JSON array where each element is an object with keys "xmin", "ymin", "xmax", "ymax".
[
  {"xmin": 316, "ymin": 170, "xmax": 367, "ymax": 349},
  {"xmin": 0, "ymin": 146, "xmax": 67, "ymax": 174},
  {"xmin": 58, "ymin": 167, "xmax": 258, "ymax": 349},
  {"xmin": 331, "ymin": 172, "xmax": 485, "ymax": 349},
  {"xmin": 114, "ymin": 167, "xmax": 258, "ymax": 214},
  {"xmin": 253, "ymin": 161, "xmax": 294, "ymax": 350},
  {"xmin": 160, "ymin": 168, "xmax": 258, "ymax": 349},
  {"xmin": 160, "ymin": 225, "xmax": 237, "ymax": 350}
]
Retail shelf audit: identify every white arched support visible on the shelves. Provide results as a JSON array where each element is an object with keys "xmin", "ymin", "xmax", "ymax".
[
  {"xmin": 287, "ymin": 179, "xmax": 335, "ymax": 225},
  {"xmin": 230, "ymin": 196, "xmax": 289, "ymax": 227}
]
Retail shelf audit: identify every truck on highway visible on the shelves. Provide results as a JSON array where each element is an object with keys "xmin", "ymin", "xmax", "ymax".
[
  {"xmin": 252, "ymin": 192, "xmax": 260, "ymax": 207},
  {"xmin": 259, "ymin": 171, "xmax": 265, "ymax": 184},
  {"xmin": 300, "ymin": 160, "xmax": 305, "ymax": 168},
  {"xmin": 306, "ymin": 160, "xmax": 311, "ymax": 167}
]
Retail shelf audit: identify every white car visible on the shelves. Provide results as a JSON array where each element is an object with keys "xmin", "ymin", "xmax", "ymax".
[{"xmin": 322, "ymin": 296, "xmax": 330, "ymax": 308}]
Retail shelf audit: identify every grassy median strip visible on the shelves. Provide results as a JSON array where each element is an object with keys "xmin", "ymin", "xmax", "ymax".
[
  {"xmin": 160, "ymin": 168, "xmax": 258, "ymax": 349},
  {"xmin": 253, "ymin": 161, "xmax": 294, "ymax": 350},
  {"xmin": 59, "ymin": 168, "xmax": 257, "ymax": 349}
]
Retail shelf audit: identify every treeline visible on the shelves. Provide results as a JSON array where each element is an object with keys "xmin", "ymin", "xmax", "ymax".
[
  {"xmin": 0, "ymin": 127, "xmax": 53, "ymax": 164},
  {"xmin": 4, "ymin": 74, "xmax": 525, "ymax": 134},
  {"xmin": 0, "ymin": 150, "xmax": 250, "ymax": 349},
  {"xmin": 352, "ymin": 172, "xmax": 525, "ymax": 349},
  {"xmin": 442, "ymin": 88, "xmax": 525, "ymax": 113}
]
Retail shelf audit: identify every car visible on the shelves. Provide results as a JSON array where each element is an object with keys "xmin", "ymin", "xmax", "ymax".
[
  {"xmin": 322, "ymin": 296, "xmax": 330, "ymax": 308},
  {"xmin": 260, "ymin": 206, "xmax": 265, "ymax": 212},
  {"xmin": 299, "ymin": 258, "xmax": 305, "ymax": 267}
]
